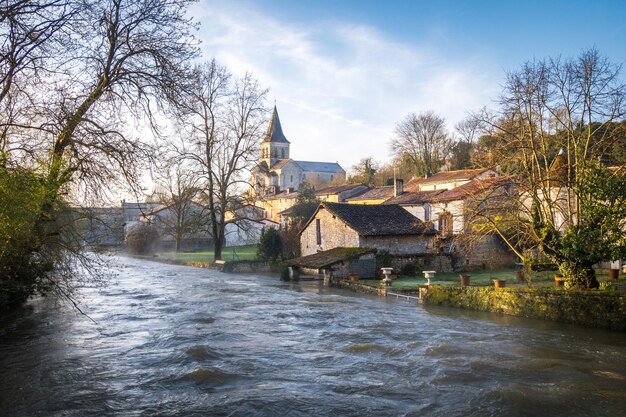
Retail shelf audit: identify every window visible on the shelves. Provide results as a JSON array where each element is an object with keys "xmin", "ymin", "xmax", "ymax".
[
  {"xmin": 281, "ymin": 148, "xmax": 285, "ymax": 158},
  {"xmin": 316, "ymin": 219, "xmax": 321, "ymax": 245},
  {"xmin": 438, "ymin": 211, "xmax": 453, "ymax": 236},
  {"xmin": 290, "ymin": 175, "xmax": 293, "ymax": 183}
]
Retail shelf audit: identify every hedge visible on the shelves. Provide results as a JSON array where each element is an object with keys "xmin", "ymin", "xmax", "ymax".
[{"xmin": 423, "ymin": 286, "xmax": 626, "ymax": 331}]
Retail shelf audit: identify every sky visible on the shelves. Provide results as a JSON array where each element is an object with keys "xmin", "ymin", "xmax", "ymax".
[{"xmin": 191, "ymin": 0, "xmax": 626, "ymax": 173}]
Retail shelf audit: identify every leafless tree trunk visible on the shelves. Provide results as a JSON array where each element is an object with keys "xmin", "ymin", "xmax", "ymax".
[
  {"xmin": 152, "ymin": 157, "xmax": 206, "ymax": 252},
  {"xmin": 0, "ymin": 0, "xmax": 197, "ymax": 305},
  {"xmin": 471, "ymin": 49, "xmax": 626, "ymax": 288},
  {"xmin": 171, "ymin": 60, "xmax": 268, "ymax": 260}
]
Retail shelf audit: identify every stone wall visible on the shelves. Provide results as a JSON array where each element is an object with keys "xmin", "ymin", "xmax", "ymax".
[
  {"xmin": 300, "ymin": 207, "xmax": 360, "ymax": 256},
  {"xmin": 221, "ymin": 260, "xmax": 272, "ymax": 273},
  {"xmin": 454, "ymin": 234, "xmax": 518, "ymax": 270},
  {"xmin": 360, "ymin": 235, "xmax": 434, "ymax": 255},
  {"xmin": 388, "ymin": 254, "xmax": 459, "ymax": 273}
]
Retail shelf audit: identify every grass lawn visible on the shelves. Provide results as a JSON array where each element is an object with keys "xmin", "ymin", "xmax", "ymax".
[
  {"xmin": 158, "ymin": 244, "xmax": 258, "ymax": 263},
  {"xmin": 359, "ymin": 268, "xmax": 616, "ymax": 291}
]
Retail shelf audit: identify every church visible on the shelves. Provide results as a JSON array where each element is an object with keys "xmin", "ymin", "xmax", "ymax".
[{"xmin": 250, "ymin": 106, "xmax": 346, "ymax": 197}]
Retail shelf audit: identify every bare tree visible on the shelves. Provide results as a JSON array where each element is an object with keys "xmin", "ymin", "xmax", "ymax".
[
  {"xmin": 172, "ymin": 60, "xmax": 269, "ymax": 260},
  {"xmin": 152, "ymin": 158, "xmax": 207, "ymax": 252},
  {"xmin": 471, "ymin": 49, "xmax": 626, "ymax": 288},
  {"xmin": 0, "ymin": 0, "xmax": 197, "ymax": 306},
  {"xmin": 391, "ymin": 110, "xmax": 452, "ymax": 177}
]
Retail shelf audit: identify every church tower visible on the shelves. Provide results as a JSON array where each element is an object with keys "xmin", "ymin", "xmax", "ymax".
[{"xmin": 260, "ymin": 106, "xmax": 290, "ymax": 167}]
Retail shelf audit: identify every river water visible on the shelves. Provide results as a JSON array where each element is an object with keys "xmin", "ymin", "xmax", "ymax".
[{"xmin": 1, "ymin": 256, "xmax": 625, "ymax": 416}]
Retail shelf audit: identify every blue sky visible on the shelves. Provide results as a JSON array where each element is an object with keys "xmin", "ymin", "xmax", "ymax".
[{"xmin": 192, "ymin": 0, "xmax": 626, "ymax": 172}]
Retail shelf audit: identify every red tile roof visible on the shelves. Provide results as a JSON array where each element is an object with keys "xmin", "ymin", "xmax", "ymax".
[
  {"xmin": 429, "ymin": 176, "xmax": 514, "ymax": 203},
  {"xmin": 383, "ymin": 190, "xmax": 446, "ymax": 205},
  {"xmin": 404, "ymin": 168, "xmax": 492, "ymax": 191},
  {"xmin": 345, "ymin": 186, "xmax": 394, "ymax": 201}
]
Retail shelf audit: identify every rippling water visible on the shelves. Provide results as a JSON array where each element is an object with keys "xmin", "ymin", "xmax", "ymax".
[{"xmin": 1, "ymin": 256, "xmax": 625, "ymax": 416}]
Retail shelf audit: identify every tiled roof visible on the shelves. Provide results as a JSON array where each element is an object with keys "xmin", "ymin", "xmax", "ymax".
[
  {"xmin": 262, "ymin": 106, "xmax": 290, "ymax": 143},
  {"xmin": 319, "ymin": 202, "xmax": 434, "ymax": 236},
  {"xmin": 270, "ymin": 159, "xmax": 293, "ymax": 170},
  {"xmin": 384, "ymin": 190, "xmax": 446, "ymax": 205},
  {"xmin": 315, "ymin": 183, "xmax": 367, "ymax": 195},
  {"xmin": 430, "ymin": 176, "xmax": 514, "ymax": 203},
  {"xmin": 294, "ymin": 160, "xmax": 344, "ymax": 173},
  {"xmin": 345, "ymin": 186, "xmax": 394, "ymax": 201},
  {"xmin": 262, "ymin": 190, "xmax": 299, "ymax": 200},
  {"xmin": 404, "ymin": 168, "xmax": 491, "ymax": 191},
  {"xmin": 285, "ymin": 247, "xmax": 376, "ymax": 269}
]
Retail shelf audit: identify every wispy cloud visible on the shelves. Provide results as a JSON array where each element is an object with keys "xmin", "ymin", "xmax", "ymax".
[{"xmin": 192, "ymin": 1, "xmax": 501, "ymax": 172}]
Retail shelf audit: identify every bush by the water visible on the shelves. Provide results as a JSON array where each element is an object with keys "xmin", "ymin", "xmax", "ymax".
[
  {"xmin": 126, "ymin": 223, "xmax": 160, "ymax": 255},
  {"xmin": 257, "ymin": 227, "xmax": 282, "ymax": 262}
]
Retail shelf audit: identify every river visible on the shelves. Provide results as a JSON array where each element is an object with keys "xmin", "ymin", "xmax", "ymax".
[{"xmin": 1, "ymin": 256, "xmax": 625, "ymax": 416}]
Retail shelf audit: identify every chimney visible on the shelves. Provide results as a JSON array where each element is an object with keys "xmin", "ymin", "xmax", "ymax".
[{"xmin": 394, "ymin": 179, "xmax": 404, "ymax": 197}]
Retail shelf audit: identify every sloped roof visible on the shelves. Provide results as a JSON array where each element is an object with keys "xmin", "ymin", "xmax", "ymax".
[
  {"xmin": 285, "ymin": 247, "xmax": 376, "ymax": 268},
  {"xmin": 404, "ymin": 168, "xmax": 491, "ymax": 191},
  {"xmin": 315, "ymin": 183, "xmax": 368, "ymax": 195},
  {"xmin": 430, "ymin": 176, "xmax": 514, "ymax": 203},
  {"xmin": 345, "ymin": 186, "xmax": 394, "ymax": 201},
  {"xmin": 294, "ymin": 160, "xmax": 344, "ymax": 173},
  {"xmin": 271, "ymin": 158, "xmax": 293, "ymax": 170},
  {"xmin": 262, "ymin": 190, "xmax": 299, "ymax": 200},
  {"xmin": 263, "ymin": 106, "xmax": 290, "ymax": 144},
  {"xmin": 384, "ymin": 190, "xmax": 446, "ymax": 205},
  {"xmin": 310, "ymin": 202, "xmax": 434, "ymax": 236}
]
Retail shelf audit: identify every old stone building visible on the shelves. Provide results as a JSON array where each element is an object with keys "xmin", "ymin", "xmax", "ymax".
[{"xmin": 300, "ymin": 202, "xmax": 436, "ymax": 257}]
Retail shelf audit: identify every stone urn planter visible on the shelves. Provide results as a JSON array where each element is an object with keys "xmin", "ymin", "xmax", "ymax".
[
  {"xmin": 459, "ymin": 274, "xmax": 470, "ymax": 287},
  {"xmin": 493, "ymin": 279, "xmax": 506, "ymax": 288},
  {"xmin": 554, "ymin": 274, "xmax": 566, "ymax": 287},
  {"xmin": 609, "ymin": 269, "xmax": 620, "ymax": 280}
]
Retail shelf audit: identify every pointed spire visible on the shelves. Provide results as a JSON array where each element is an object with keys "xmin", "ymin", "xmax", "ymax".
[{"xmin": 263, "ymin": 106, "xmax": 290, "ymax": 143}]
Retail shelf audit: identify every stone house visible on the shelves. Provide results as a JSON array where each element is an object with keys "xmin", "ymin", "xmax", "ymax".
[
  {"xmin": 257, "ymin": 189, "xmax": 299, "ymax": 223},
  {"xmin": 300, "ymin": 202, "xmax": 436, "ymax": 257},
  {"xmin": 224, "ymin": 218, "xmax": 279, "ymax": 247},
  {"xmin": 404, "ymin": 168, "xmax": 498, "ymax": 192},
  {"xmin": 383, "ymin": 189, "xmax": 445, "ymax": 224}
]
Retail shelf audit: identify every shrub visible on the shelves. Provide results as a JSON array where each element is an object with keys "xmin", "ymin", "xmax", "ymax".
[
  {"xmin": 400, "ymin": 263, "xmax": 416, "ymax": 276},
  {"xmin": 257, "ymin": 227, "xmax": 282, "ymax": 262},
  {"xmin": 126, "ymin": 223, "xmax": 160, "ymax": 255}
]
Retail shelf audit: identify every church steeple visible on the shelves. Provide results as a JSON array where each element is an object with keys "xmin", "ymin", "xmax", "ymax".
[
  {"xmin": 260, "ymin": 105, "xmax": 290, "ymax": 167},
  {"xmin": 263, "ymin": 106, "xmax": 290, "ymax": 143}
]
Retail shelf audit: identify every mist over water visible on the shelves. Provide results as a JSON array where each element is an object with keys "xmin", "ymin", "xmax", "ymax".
[{"xmin": 1, "ymin": 256, "xmax": 625, "ymax": 416}]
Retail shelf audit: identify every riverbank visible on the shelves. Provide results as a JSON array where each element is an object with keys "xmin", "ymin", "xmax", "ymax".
[
  {"xmin": 328, "ymin": 278, "xmax": 626, "ymax": 331},
  {"xmin": 126, "ymin": 253, "xmax": 274, "ymax": 273}
]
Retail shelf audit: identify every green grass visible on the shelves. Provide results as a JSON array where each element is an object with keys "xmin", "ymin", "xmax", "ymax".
[
  {"xmin": 360, "ymin": 267, "xmax": 617, "ymax": 291},
  {"xmin": 158, "ymin": 244, "xmax": 258, "ymax": 263}
]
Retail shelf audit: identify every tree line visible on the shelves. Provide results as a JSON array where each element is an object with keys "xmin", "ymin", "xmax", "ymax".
[{"xmin": 0, "ymin": 0, "xmax": 270, "ymax": 310}]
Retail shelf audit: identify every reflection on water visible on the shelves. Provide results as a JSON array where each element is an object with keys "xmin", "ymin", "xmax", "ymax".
[{"xmin": 1, "ymin": 256, "xmax": 625, "ymax": 416}]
